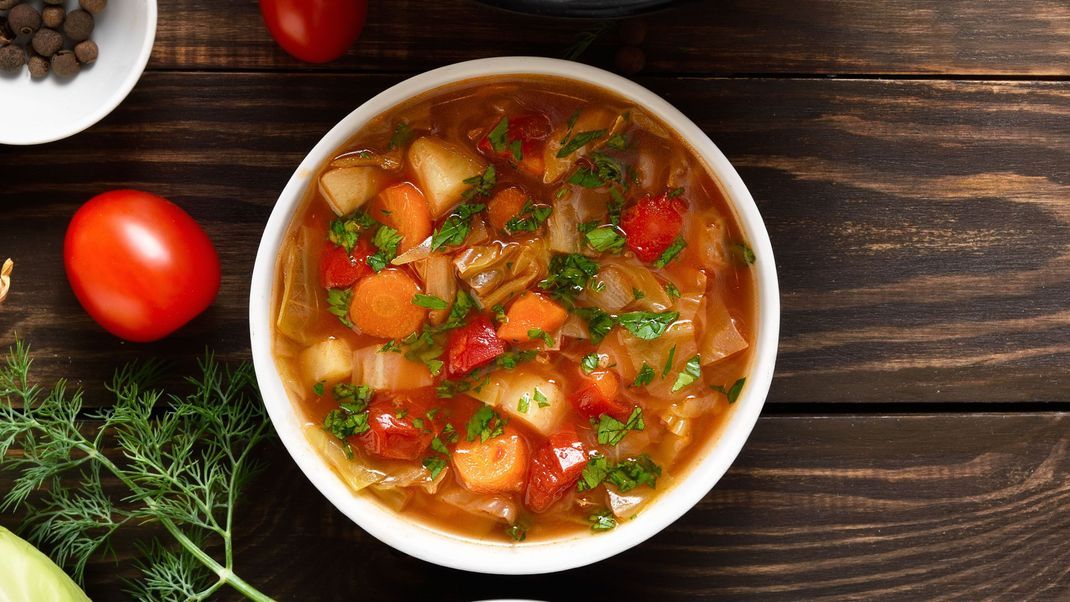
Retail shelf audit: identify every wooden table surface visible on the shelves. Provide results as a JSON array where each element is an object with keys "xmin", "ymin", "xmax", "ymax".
[{"xmin": 3, "ymin": 1, "xmax": 1070, "ymax": 599}]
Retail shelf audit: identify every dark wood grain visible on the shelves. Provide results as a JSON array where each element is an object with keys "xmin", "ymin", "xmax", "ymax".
[
  {"xmin": 2, "ymin": 413, "xmax": 1067, "ymax": 600},
  {"xmin": 2, "ymin": 73, "xmax": 1067, "ymax": 404},
  {"xmin": 151, "ymin": 0, "xmax": 1070, "ymax": 76}
]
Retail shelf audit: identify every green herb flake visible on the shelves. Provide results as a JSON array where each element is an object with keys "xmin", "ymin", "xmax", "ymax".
[
  {"xmin": 595, "ymin": 406, "xmax": 645, "ymax": 446},
  {"xmin": 431, "ymin": 436, "xmax": 450, "ymax": 455},
  {"xmin": 653, "ymin": 236, "xmax": 687, "ymax": 269},
  {"xmin": 606, "ymin": 133, "xmax": 628, "ymax": 150},
  {"xmin": 379, "ymin": 340, "xmax": 401, "ymax": 353},
  {"xmin": 567, "ymin": 166, "xmax": 603, "ymax": 188},
  {"xmin": 588, "ymin": 509, "xmax": 617, "ymax": 531},
  {"xmin": 580, "ymin": 353, "xmax": 600, "ymax": 374},
  {"xmin": 387, "ymin": 121, "xmax": 413, "ymax": 151},
  {"xmin": 662, "ymin": 344, "xmax": 677, "ymax": 378},
  {"xmin": 539, "ymin": 253, "xmax": 599, "ymax": 300},
  {"xmin": 672, "ymin": 355, "xmax": 703, "ymax": 392},
  {"xmin": 430, "ymin": 202, "xmax": 486, "ymax": 251},
  {"xmin": 517, "ymin": 393, "xmax": 530, "ymax": 414},
  {"xmin": 584, "ymin": 226, "xmax": 627, "ymax": 253},
  {"xmin": 712, "ymin": 377, "xmax": 747, "ymax": 404},
  {"xmin": 466, "ymin": 405, "xmax": 506, "ymax": 442},
  {"xmin": 412, "ymin": 293, "xmax": 449, "ymax": 310},
  {"xmin": 492, "ymin": 303, "xmax": 507, "ymax": 323},
  {"xmin": 632, "ymin": 363, "xmax": 655, "ymax": 387},
  {"xmin": 528, "ymin": 328, "xmax": 555, "ymax": 347},
  {"xmin": 632, "ymin": 287, "xmax": 645, "ymax": 301},
  {"xmin": 574, "ymin": 306, "xmax": 615, "ymax": 345},
  {"xmin": 326, "ymin": 288, "xmax": 354, "ymax": 328},
  {"xmin": 422, "ymin": 455, "xmax": 448, "ymax": 480},
  {"xmin": 557, "ymin": 129, "xmax": 607, "ymax": 158},
  {"xmin": 617, "ymin": 310, "xmax": 678, "ymax": 340},
  {"xmin": 327, "ymin": 212, "xmax": 375, "ymax": 252},
  {"xmin": 533, "ymin": 387, "xmax": 549, "ymax": 407},
  {"xmin": 461, "ymin": 164, "xmax": 497, "ymax": 202},
  {"xmin": 312, "ymin": 381, "xmax": 325, "ymax": 396},
  {"xmin": 487, "ymin": 116, "xmax": 510, "ymax": 153},
  {"xmin": 606, "ymin": 455, "xmax": 661, "ymax": 492},
  {"xmin": 506, "ymin": 524, "xmax": 527, "ymax": 542},
  {"xmin": 505, "ymin": 200, "xmax": 553, "ymax": 234},
  {"xmin": 664, "ymin": 282, "xmax": 681, "ymax": 299},
  {"xmin": 367, "ymin": 225, "xmax": 403, "ymax": 272},
  {"xmin": 732, "ymin": 242, "xmax": 756, "ymax": 265},
  {"xmin": 578, "ymin": 455, "xmax": 611, "ymax": 491},
  {"xmin": 667, "ymin": 187, "xmax": 685, "ymax": 199}
]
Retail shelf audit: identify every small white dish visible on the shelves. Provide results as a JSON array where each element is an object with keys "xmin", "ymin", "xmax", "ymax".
[
  {"xmin": 250, "ymin": 57, "xmax": 780, "ymax": 575},
  {"xmin": 0, "ymin": 0, "xmax": 157, "ymax": 145}
]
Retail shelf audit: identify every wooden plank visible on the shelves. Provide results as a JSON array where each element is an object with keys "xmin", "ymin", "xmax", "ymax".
[
  {"xmin": 150, "ymin": 0, "xmax": 1070, "ymax": 76},
  {"xmin": 1, "ymin": 74, "xmax": 1067, "ymax": 404},
  {"xmin": 1, "ymin": 413, "xmax": 1067, "ymax": 600}
]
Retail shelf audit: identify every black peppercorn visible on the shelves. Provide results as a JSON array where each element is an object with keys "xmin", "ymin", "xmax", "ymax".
[
  {"xmin": 27, "ymin": 52, "xmax": 48, "ymax": 78},
  {"xmin": 79, "ymin": 0, "xmax": 106, "ymax": 16},
  {"xmin": 41, "ymin": 5, "xmax": 64, "ymax": 29},
  {"xmin": 8, "ymin": 3, "xmax": 41, "ymax": 37},
  {"xmin": 62, "ymin": 9, "xmax": 93, "ymax": 42},
  {"xmin": 0, "ymin": 0, "xmax": 21, "ymax": 11},
  {"xmin": 51, "ymin": 49, "xmax": 78, "ymax": 77},
  {"xmin": 30, "ymin": 27, "xmax": 62, "ymax": 57},
  {"xmin": 74, "ymin": 39, "xmax": 96, "ymax": 64},
  {"xmin": 0, "ymin": 44, "xmax": 24, "ymax": 73}
]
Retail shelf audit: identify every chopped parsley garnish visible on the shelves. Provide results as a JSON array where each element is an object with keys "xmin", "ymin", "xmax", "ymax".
[
  {"xmin": 527, "ymin": 328, "xmax": 554, "ymax": 347},
  {"xmin": 539, "ymin": 253, "xmax": 599, "ymax": 300},
  {"xmin": 422, "ymin": 456, "xmax": 448, "ymax": 480},
  {"xmin": 554, "ymin": 187, "xmax": 569, "ymax": 200},
  {"xmin": 431, "ymin": 436, "xmax": 450, "ymax": 455},
  {"xmin": 430, "ymin": 202, "xmax": 486, "ymax": 251},
  {"xmin": 367, "ymin": 225, "xmax": 403, "ymax": 272},
  {"xmin": 327, "ymin": 211, "xmax": 376, "ymax": 252},
  {"xmin": 517, "ymin": 393, "xmax": 530, "ymax": 414},
  {"xmin": 412, "ymin": 293, "xmax": 449, "ymax": 310},
  {"xmin": 492, "ymin": 303, "xmax": 507, "ymax": 323},
  {"xmin": 579, "ymin": 454, "xmax": 661, "ymax": 494},
  {"xmin": 487, "ymin": 117, "xmax": 509, "ymax": 152},
  {"xmin": 557, "ymin": 129, "xmax": 606, "ymax": 158},
  {"xmin": 322, "ymin": 384, "xmax": 375, "ymax": 456},
  {"xmin": 574, "ymin": 306, "xmax": 615, "ymax": 345},
  {"xmin": 312, "ymin": 381, "xmax": 325, "ymax": 396},
  {"xmin": 664, "ymin": 282, "xmax": 681, "ymax": 299},
  {"xmin": 533, "ymin": 387, "xmax": 549, "ymax": 408},
  {"xmin": 568, "ymin": 167, "xmax": 603, "ymax": 188},
  {"xmin": 506, "ymin": 524, "xmax": 527, "ymax": 542},
  {"xmin": 712, "ymin": 377, "xmax": 747, "ymax": 404},
  {"xmin": 732, "ymin": 242, "xmax": 756, "ymax": 265},
  {"xmin": 567, "ymin": 153, "xmax": 626, "ymax": 189},
  {"xmin": 461, "ymin": 164, "xmax": 497, "ymax": 202},
  {"xmin": 584, "ymin": 226, "xmax": 626, "ymax": 253},
  {"xmin": 401, "ymin": 328, "xmax": 445, "ymax": 376},
  {"xmin": 326, "ymin": 288, "xmax": 353, "ymax": 328},
  {"xmin": 662, "ymin": 344, "xmax": 677, "ymax": 378},
  {"xmin": 466, "ymin": 405, "xmax": 506, "ymax": 442},
  {"xmin": 437, "ymin": 290, "xmax": 476, "ymax": 332},
  {"xmin": 580, "ymin": 353, "xmax": 600, "ymax": 374},
  {"xmin": 653, "ymin": 236, "xmax": 687, "ymax": 268},
  {"xmin": 387, "ymin": 122, "xmax": 414, "ymax": 151},
  {"xmin": 379, "ymin": 340, "xmax": 401, "ymax": 353},
  {"xmin": 496, "ymin": 349, "xmax": 539, "ymax": 370},
  {"xmin": 333, "ymin": 383, "xmax": 373, "ymax": 409},
  {"xmin": 606, "ymin": 133, "xmax": 628, "ymax": 150},
  {"xmin": 412, "ymin": 417, "xmax": 425, "ymax": 430},
  {"xmin": 617, "ymin": 310, "xmax": 678, "ymax": 340},
  {"xmin": 632, "ymin": 363, "xmax": 655, "ymax": 387},
  {"xmin": 672, "ymin": 355, "xmax": 702, "ymax": 392},
  {"xmin": 632, "ymin": 288, "xmax": 645, "ymax": 301},
  {"xmin": 667, "ymin": 186, "xmax": 685, "ymax": 198},
  {"xmin": 608, "ymin": 190, "xmax": 624, "ymax": 225},
  {"xmin": 594, "ymin": 406, "xmax": 645, "ymax": 445},
  {"xmin": 505, "ymin": 200, "xmax": 552, "ymax": 234},
  {"xmin": 588, "ymin": 509, "xmax": 617, "ymax": 531}
]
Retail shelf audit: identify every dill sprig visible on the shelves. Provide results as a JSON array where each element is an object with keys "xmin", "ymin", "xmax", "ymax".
[{"xmin": 0, "ymin": 340, "xmax": 275, "ymax": 601}]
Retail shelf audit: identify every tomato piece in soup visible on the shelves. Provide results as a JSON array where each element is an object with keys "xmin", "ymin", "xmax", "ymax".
[
  {"xmin": 320, "ymin": 239, "xmax": 373, "ymax": 289},
  {"xmin": 570, "ymin": 370, "xmax": 631, "ymax": 421},
  {"xmin": 619, "ymin": 192, "xmax": 687, "ymax": 263},
  {"xmin": 356, "ymin": 390, "xmax": 436, "ymax": 461},
  {"xmin": 477, "ymin": 113, "xmax": 552, "ymax": 177},
  {"xmin": 525, "ymin": 430, "xmax": 588, "ymax": 513},
  {"xmin": 446, "ymin": 314, "xmax": 506, "ymax": 377}
]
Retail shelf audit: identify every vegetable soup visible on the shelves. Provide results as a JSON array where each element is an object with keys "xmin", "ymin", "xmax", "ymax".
[{"xmin": 272, "ymin": 76, "xmax": 756, "ymax": 542}]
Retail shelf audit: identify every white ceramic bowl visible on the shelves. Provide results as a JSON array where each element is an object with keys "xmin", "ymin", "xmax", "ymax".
[
  {"xmin": 250, "ymin": 57, "xmax": 780, "ymax": 574},
  {"xmin": 0, "ymin": 0, "xmax": 157, "ymax": 145}
]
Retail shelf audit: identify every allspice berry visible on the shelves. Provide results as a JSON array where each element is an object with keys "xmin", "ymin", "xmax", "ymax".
[
  {"xmin": 79, "ymin": 0, "xmax": 106, "ymax": 16},
  {"xmin": 0, "ymin": 18, "xmax": 14, "ymax": 47},
  {"xmin": 42, "ymin": 6, "xmax": 65, "ymax": 30},
  {"xmin": 62, "ymin": 9, "xmax": 93, "ymax": 42},
  {"xmin": 8, "ymin": 3, "xmax": 42, "ymax": 37},
  {"xmin": 74, "ymin": 39, "xmax": 97, "ymax": 64},
  {"xmin": 51, "ymin": 49, "xmax": 79, "ymax": 77},
  {"xmin": 0, "ymin": 44, "xmax": 24, "ymax": 73},
  {"xmin": 31, "ymin": 27, "xmax": 62, "ymax": 57},
  {"xmin": 28, "ymin": 52, "xmax": 48, "ymax": 78},
  {"xmin": 0, "ymin": 0, "xmax": 21, "ymax": 11}
]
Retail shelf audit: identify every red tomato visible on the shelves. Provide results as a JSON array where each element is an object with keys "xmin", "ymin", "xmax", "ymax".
[
  {"xmin": 356, "ymin": 391, "xmax": 435, "ymax": 461},
  {"xmin": 477, "ymin": 113, "xmax": 552, "ymax": 177},
  {"xmin": 445, "ymin": 314, "xmax": 506, "ymax": 377},
  {"xmin": 620, "ymin": 192, "xmax": 687, "ymax": 263},
  {"xmin": 64, "ymin": 190, "xmax": 220, "ymax": 343},
  {"xmin": 259, "ymin": 0, "xmax": 367, "ymax": 63},
  {"xmin": 320, "ymin": 239, "xmax": 372, "ymax": 289},
  {"xmin": 570, "ymin": 370, "xmax": 631, "ymax": 421},
  {"xmin": 525, "ymin": 430, "xmax": 588, "ymax": 513}
]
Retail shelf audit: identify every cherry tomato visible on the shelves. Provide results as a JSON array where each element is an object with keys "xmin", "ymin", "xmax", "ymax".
[
  {"xmin": 445, "ymin": 314, "xmax": 505, "ymax": 377},
  {"xmin": 259, "ymin": 0, "xmax": 367, "ymax": 63},
  {"xmin": 525, "ymin": 430, "xmax": 587, "ymax": 513},
  {"xmin": 64, "ymin": 190, "xmax": 220, "ymax": 343},
  {"xmin": 620, "ymin": 191, "xmax": 687, "ymax": 262}
]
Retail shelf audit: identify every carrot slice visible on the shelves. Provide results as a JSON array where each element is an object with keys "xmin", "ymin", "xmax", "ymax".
[
  {"xmin": 486, "ymin": 186, "xmax": 529, "ymax": 234},
  {"xmin": 368, "ymin": 182, "xmax": 433, "ymax": 253},
  {"xmin": 452, "ymin": 427, "xmax": 529, "ymax": 494},
  {"xmin": 497, "ymin": 292, "xmax": 569, "ymax": 343},
  {"xmin": 349, "ymin": 269, "xmax": 427, "ymax": 339}
]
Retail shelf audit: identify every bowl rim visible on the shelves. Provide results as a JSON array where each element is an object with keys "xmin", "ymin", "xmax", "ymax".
[
  {"xmin": 0, "ymin": 0, "xmax": 158, "ymax": 146},
  {"xmin": 249, "ymin": 56, "xmax": 780, "ymax": 575}
]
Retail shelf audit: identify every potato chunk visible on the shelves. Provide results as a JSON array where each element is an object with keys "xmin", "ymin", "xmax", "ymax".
[
  {"xmin": 299, "ymin": 338, "xmax": 353, "ymax": 386},
  {"xmin": 468, "ymin": 369, "xmax": 566, "ymax": 436},
  {"xmin": 319, "ymin": 166, "xmax": 386, "ymax": 216},
  {"xmin": 407, "ymin": 137, "xmax": 485, "ymax": 218}
]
